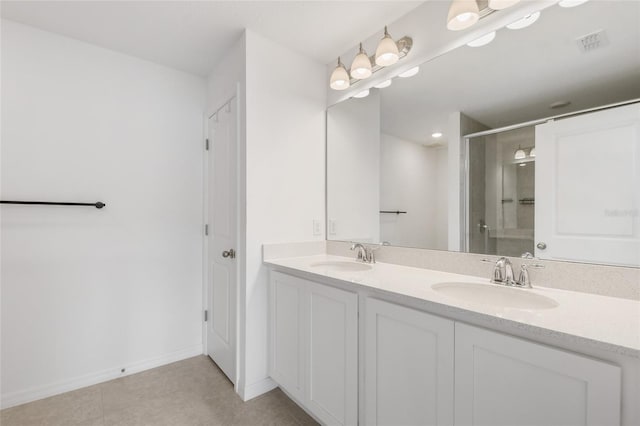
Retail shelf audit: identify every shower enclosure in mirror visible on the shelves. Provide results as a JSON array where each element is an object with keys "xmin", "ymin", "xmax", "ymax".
[
  {"xmin": 466, "ymin": 126, "xmax": 535, "ymax": 258},
  {"xmin": 326, "ymin": 0, "xmax": 640, "ymax": 267}
]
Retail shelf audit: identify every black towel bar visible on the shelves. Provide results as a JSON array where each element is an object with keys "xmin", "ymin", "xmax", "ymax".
[{"xmin": 0, "ymin": 200, "xmax": 106, "ymax": 209}]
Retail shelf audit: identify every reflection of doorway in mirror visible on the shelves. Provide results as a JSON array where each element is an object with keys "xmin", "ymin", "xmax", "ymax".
[{"xmin": 468, "ymin": 126, "xmax": 536, "ymax": 257}]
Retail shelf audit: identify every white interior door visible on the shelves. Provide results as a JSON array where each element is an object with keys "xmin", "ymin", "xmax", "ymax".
[
  {"xmin": 535, "ymin": 103, "xmax": 640, "ymax": 266},
  {"xmin": 207, "ymin": 98, "xmax": 238, "ymax": 384}
]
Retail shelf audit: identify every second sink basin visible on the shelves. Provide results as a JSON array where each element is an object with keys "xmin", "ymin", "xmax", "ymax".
[
  {"xmin": 309, "ymin": 261, "xmax": 372, "ymax": 272},
  {"xmin": 432, "ymin": 282, "xmax": 558, "ymax": 310}
]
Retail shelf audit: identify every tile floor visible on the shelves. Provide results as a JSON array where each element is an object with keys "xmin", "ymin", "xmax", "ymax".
[{"xmin": 0, "ymin": 356, "xmax": 318, "ymax": 426}]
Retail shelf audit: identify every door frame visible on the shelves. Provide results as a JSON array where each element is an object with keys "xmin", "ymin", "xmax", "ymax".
[{"xmin": 203, "ymin": 83, "xmax": 242, "ymax": 392}]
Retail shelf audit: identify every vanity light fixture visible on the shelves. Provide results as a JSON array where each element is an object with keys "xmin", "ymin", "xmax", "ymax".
[
  {"xmin": 353, "ymin": 89, "xmax": 370, "ymax": 99},
  {"xmin": 329, "ymin": 33, "xmax": 412, "ymax": 90},
  {"xmin": 329, "ymin": 57, "xmax": 350, "ymax": 91},
  {"xmin": 558, "ymin": 0, "xmax": 589, "ymax": 7},
  {"xmin": 351, "ymin": 43, "xmax": 373, "ymax": 80},
  {"xmin": 467, "ymin": 31, "xmax": 496, "ymax": 47},
  {"xmin": 529, "ymin": 147, "xmax": 536, "ymax": 157},
  {"xmin": 374, "ymin": 79, "xmax": 393, "ymax": 89},
  {"xmin": 514, "ymin": 146, "xmax": 527, "ymax": 160},
  {"xmin": 447, "ymin": 0, "xmax": 480, "ymax": 31},
  {"xmin": 432, "ymin": 132, "xmax": 443, "ymax": 138},
  {"xmin": 398, "ymin": 66, "xmax": 420, "ymax": 78},
  {"xmin": 506, "ymin": 11, "xmax": 541, "ymax": 30},
  {"xmin": 375, "ymin": 26, "xmax": 400, "ymax": 67},
  {"xmin": 489, "ymin": 0, "xmax": 520, "ymax": 10}
]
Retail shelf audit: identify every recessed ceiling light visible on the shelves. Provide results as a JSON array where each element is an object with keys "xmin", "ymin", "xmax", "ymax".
[
  {"xmin": 353, "ymin": 89, "xmax": 370, "ymax": 99},
  {"xmin": 398, "ymin": 66, "xmax": 420, "ymax": 78},
  {"xmin": 506, "ymin": 11, "xmax": 541, "ymax": 30},
  {"xmin": 432, "ymin": 132, "xmax": 443, "ymax": 138},
  {"xmin": 374, "ymin": 79, "xmax": 392, "ymax": 89},
  {"xmin": 467, "ymin": 31, "xmax": 496, "ymax": 47},
  {"xmin": 559, "ymin": 0, "xmax": 589, "ymax": 7}
]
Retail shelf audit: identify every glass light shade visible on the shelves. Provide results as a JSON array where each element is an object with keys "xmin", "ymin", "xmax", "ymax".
[
  {"xmin": 489, "ymin": 0, "xmax": 520, "ymax": 10},
  {"xmin": 467, "ymin": 31, "xmax": 496, "ymax": 47},
  {"xmin": 353, "ymin": 89, "xmax": 370, "ymax": 99},
  {"xmin": 374, "ymin": 79, "xmax": 392, "ymax": 89},
  {"xmin": 398, "ymin": 66, "xmax": 420, "ymax": 78},
  {"xmin": 447, "ymin": 0, "xmax": 480, "ymax": 31},
  {"xmin": 432, "ymin": 132, "xmax": 443, "ymax": 138},
  {"xmin": 507, "ymin": 11, "xmax": 541, "ymax": 30},
  {"xmin": 559, "ymin": 0, "xmax": 588, "ymax": 7},
  {"xmin": 329, "ymin": 62, "xmax": 350, "ymax": 91},
  {"xmin": 375, "ymin": 30, "xmax": 399, "ymax": 67},
  {"xmin": 529, "ymin": 147, "xmax": 536, "ymax": 157},
  {"xmin": 351, "ymin": 44, "xmax": 372, "ymax": 80},
  {"xmin": 514, "ymin": 147, "xmax": 527, "ymax": 160}
]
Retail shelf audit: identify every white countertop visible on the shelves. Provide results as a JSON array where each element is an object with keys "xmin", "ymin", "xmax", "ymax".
[{"xmin": 265, "ymin": 254, "xmax": 640, "ymax": 358}]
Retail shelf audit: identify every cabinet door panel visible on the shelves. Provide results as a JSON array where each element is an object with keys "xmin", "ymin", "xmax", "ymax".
[
  {"xmin": 365, "ymin": 298, "xmax": 454, "ymax": 426},
  {"xmin": 269, "ymin": 272, "xmax": 304, "ymax": 400},
  {"xmin": 455, "ymin": 323, "xmax": 621, "ymax": 426},
  {"xmin": 306, "ymin": 283, "xmax": 358, "ymax": 425}
]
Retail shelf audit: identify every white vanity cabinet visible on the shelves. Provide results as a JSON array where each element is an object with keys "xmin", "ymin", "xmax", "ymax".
[
  {"xmin": 363, "ymin": 299, "xmax": 622, "ymax": 426},
  {"xmin": 269, "ymin": 269, "xmax": 626, "ymax": 426},
  {"xmin": 364, "ymin": 298, "xmax": 455, "ymax": 426},
  {"xmin": 454, "ymin": 323, "xmax": 621, "ymax": 426},
  {"xmin": 269, "ymin": 271, "xmax": 358, "ymax": 426}
]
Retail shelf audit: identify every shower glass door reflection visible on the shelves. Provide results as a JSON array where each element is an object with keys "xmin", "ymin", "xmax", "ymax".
[{"xmin": 467, "ymin": 126, "xmax": 535, "ymax": 257}]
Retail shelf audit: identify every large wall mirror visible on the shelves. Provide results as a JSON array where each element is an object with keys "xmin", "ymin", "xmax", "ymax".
[{"xmin": 327, "ymin": 0, "xmax": 640, "ymax": 267}]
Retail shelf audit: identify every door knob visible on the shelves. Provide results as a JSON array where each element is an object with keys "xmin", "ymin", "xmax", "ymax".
[
  {"xmin": 536, "ymin": 242, "xmax": 547, "ymax": 250},
  {"xmin": 222, "ymin": 249, "xmax": 236, "ymax": 259}
]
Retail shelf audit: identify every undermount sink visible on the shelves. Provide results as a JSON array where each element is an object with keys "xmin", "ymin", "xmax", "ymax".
[
  {"xmin": 309, "ymin": 261, "xmax": 372, "ymax": 272},
  {"xmin": 432, "ymin": 282, "xmax": 558, "ymax": 310}
]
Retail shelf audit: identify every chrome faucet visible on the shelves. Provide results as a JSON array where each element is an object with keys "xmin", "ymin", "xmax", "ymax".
[
  {"xmin": 350, "ymin": 243, "xmax": 380, "ymax": 264},
  {"xmin": 351, "ymin": 243, "xmax": 369, "ymax": 262},
  {"xmin": 491, "ymin": 257, "xmax": 532, "ymax": 288}
]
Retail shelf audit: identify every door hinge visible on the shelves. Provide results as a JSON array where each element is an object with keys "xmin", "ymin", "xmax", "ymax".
[
  {"xmin": 205, "ymin": 138, "xmax": 209, "ymax": 151},
  {"xmin": 205, "ymin": 224, "xmax": 209, "ymax": 236},
  {"xmin": 204, "ymin": 310, "xmax": 208, "ymax": 322}
]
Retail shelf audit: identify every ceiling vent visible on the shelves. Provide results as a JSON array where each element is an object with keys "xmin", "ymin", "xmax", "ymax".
[{"xmin": 576, "ymin": 30, "xmax": 609, "ymax": 53}]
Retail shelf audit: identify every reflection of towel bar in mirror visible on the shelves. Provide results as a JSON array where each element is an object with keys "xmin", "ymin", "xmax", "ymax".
[
  {"xmin": 0, "ymin": 200, "xmax": 106, "ymax": 209},
  {"xmin": 519, "ymin": 199, "xmax": 535, "ymax": 205},
  {"xmin": 380, "ymin": 210, "xmax": 407, "ymax": 214}
]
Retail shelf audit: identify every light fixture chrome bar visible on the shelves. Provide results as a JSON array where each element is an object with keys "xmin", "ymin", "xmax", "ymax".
[
  {"xmin": 463, "ymin": 98, "xmax": 640, "ymax": 139},
  {"xmin": 348, "ymin": 36, "xmax": 413, "ymax": 85}
]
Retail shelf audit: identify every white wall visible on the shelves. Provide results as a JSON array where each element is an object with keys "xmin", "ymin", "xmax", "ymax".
[
  {"xmin": 380, "ymin": 133, "xmax": 438, "ymax": 249},
  {"xmin": 1, "ymin": 20, "xmax": 206, "ymax": 408},
  {"xmin": 435, "ymin": 147, "xmax": 449, "ymax": 250},
  {"xmin": 243, "ymin": 30, "xmax": 326, "ymax": 397},
  {"xmin": 327, "ymin": 93, "xmax": 380, "ymax": 243}
]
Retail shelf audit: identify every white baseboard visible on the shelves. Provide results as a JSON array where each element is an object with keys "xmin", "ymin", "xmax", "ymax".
[
  {"xmin": 1, "ymin": 344, "xmax": 203, "ymax": 410},
  {"xmin": 239, "ymin": 376, "xmax": 278, "ymax": 401}
]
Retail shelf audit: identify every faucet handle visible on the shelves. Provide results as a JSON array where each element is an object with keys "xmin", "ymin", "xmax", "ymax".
[
  {"xmin": 492, "ymin": 262, "xmax": 505, "ymax": 283},
  {"xmin": 517, "ymin": 263, "xmax": 532, "ymax": 288}
]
